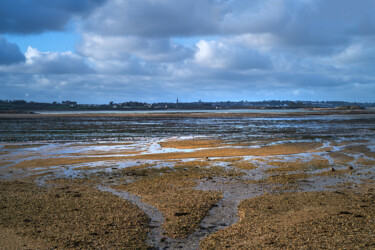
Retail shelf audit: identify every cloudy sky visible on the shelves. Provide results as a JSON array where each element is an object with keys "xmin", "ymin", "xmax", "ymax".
[{"xmin": 1, "ymin": 0, "xmax": 375, "ymax": 103}]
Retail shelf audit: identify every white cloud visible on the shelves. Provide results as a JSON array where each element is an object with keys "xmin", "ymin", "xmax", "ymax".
[
  {"xmin": 194, "ymin": 40, "xmax": 271, "ymax": 70},
  {"xmin": 0, "ymin": 47, "xmax": 92, "ymax": 74}
]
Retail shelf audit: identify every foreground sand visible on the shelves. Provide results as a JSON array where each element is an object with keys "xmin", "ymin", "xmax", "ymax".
[
  {"xmin": 201, "ymin": 184, "xmax": 375, "ymax": 249},
  {"xmin": 1, "ymin": 134, "xmax": 374, "ymax": 248}
]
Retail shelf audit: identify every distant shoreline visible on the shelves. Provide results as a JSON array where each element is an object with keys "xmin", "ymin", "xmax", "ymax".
[{"xmin": 1, "ymin": 109, "xmax": 374, "ymax": 118}]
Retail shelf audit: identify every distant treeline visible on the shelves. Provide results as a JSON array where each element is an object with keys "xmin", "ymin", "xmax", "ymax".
[{"xmin": 0, "ymin": 99, "xmax": 374, "ymax": 111}]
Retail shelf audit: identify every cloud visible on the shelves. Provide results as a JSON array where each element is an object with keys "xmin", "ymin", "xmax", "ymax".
[
  {"xmin": 0, "ymin": 47, "xmax": 92, "ymax": 74},
  {"xmin": 82, "ymin": 0, "xmax": 375, "ymax": 48},
  {"xmin": 84, "ymin": 0, "xmax": 224, "ymax": 37},
  {"xmin": 2, "ymin": 0, "xmax": 375, "ymax": 103},
  {"xmin": 223, "ymin": 0, "xmax": 375, "ymax": 48},
  {"xmin": 0, "ymin": 36, "xmax": 25, "ymax": 65},
  {"xmin": 333, "ymin": 40, "xmax": 375, "ymax": 67},
  {"xmin": 78, "ymin": 34, "xmax": 193, "ymax": 62},
  {"xmin": 194, "ymin": 40, "xmax": 271, "ymax": 70},
  {"xmin": 24, "ymin": 47, "xmax": 92, "ymax": 74},
  {"xmin": 0, "ymin": 0, "xmax": 105, "ymax": 34}
]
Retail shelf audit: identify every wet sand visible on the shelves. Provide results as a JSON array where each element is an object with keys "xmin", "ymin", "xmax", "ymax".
[{"xmin": 1, "ymin": 112, "xmax": 374, "ymax": 249}]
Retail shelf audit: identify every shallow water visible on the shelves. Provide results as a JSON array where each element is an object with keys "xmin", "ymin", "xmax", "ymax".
[{"xmin": 1, "ymin": 114, "xmax": 374, "ymax": 142}]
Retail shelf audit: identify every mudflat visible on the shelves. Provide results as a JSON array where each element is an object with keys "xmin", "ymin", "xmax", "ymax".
[{"xmin": 0, "ymin": 112, "xmax": 374, "ymax": 249}]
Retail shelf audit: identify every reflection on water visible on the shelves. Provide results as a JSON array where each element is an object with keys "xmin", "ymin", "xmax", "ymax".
[{"xmin": 1, "ymin": 114, "xmax": 374, "ymax": 142}]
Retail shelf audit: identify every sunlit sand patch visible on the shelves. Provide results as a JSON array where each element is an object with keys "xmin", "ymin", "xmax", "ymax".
[
  {"xmin": 159, "ymin": 139, "xmax": 224, "ymax": 149},
  {"xmin": 200, "ymin": 184, "xmax": 375, "ymax": 249},
  {"xmin": 2, "ymin": 144, "xmax": 46, "ymax": 150},
  {"xmin": 230, "ymin": 161, "xmax": 257, "ymax": 170},
  {"xmin": 328, "ymin": 152, "xmax": 355, "ymax": 164},
  {"xmin": 68, "ymin": 150, "xmax": 144, "ymax": 156},
  {"xmin": 342, "ymin": 145, "xmax": 375, "ymax": 158},
  {"xmin": 255, "ymin": 173, "xmax": 312, "ymax": 185},
  {"xmin": 355, "ymin": 159, "xmax": 375, "ymax": 166},
  {"xmin": 1, "ymin": 151, "xmax": 42, "ymax": 161},
  {"xmin": 310, "ymin": 146, "xmax": 335, "ymax": 153},
  {"xmin": 0, "ymin": 181, "xmax": 151, "ymax": 249},
  {"xmin": 314, "ymin": 168, "xmax": 354, "ymax": 177},
  {"xmin": 127, "ymin": 142, "xmax": 323, "ymax": 160},
  {"xmin": 0, "ymin": 161, "xmax": 12, "ymax": 167},
  {"xmin": 251, "ymin": 157, "xmax": 268, "ymax": 162},
  {"xmin": 8, "ymin": 142, "xmax": 323, "ymax": 169},
  {"xmin": 212, "ymin": 157, "xmax": 244, "ymax": 162},
  {"xmin": 265, "ymin": 159, "xmax": 330, "ymax": 173},
  {"xmin": 10, "ymin": 156, "xmax": 138, "ymax": 169},
  {"xmin": 174, "ymin": 160, "xmax": 211, "ymax": 168}
]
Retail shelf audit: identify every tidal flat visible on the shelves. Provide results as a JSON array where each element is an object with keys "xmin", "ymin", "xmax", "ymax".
[{"xmin": 0, "ymin": 111, "xmax": 374, "ymax": 249}]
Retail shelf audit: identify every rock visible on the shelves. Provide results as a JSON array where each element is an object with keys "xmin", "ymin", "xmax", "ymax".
[{"xmin": 174, "ymin": 212, "xmax": 190, "ymax": 216}]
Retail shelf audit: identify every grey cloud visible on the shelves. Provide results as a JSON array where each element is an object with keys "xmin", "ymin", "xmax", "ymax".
[
  {"xmin": 1, "ymin": 63, "xmax": 375, "ymax": 103},
  {"xmin": 333, "ymin": 41, "xmax": 375, "ymax": 67},
  {"xmin": 2, "ymin": 0, "xmax": 375, "ymax": 103},
  {"xmin": 223, "ymin": 0, "xmax": 375, "ymax": 48},
  {"xmin": 0, "ymin": 36, "xmax": 25, "ymax": 65},
  {"xmin": 84, "ymin": 0, "xmax": 224, "ymax": 37},
  {"xmin": 83, "ymin": 0, "xmax": 375, "ymax": 47},
  {"xmin": 78, "ymin": 34, "xmax": 193, "ymax": 62},
  {"xmin": 92, "ymin": 58, "xmax": 160, "ymax": 76},
  {"xmin": 0, "ymin": 0, "xmax": 105, "ymax": 34}
]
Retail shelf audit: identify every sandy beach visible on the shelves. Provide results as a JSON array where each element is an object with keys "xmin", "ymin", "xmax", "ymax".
[{"xmin": 1, "ymin": 112, "xmax": 374, "ymax": 249}]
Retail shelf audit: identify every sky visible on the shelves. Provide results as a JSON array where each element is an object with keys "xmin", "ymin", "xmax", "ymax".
[{"xmin": 1, "ymin": 0, "xmax": 375, "ymax": 104}]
